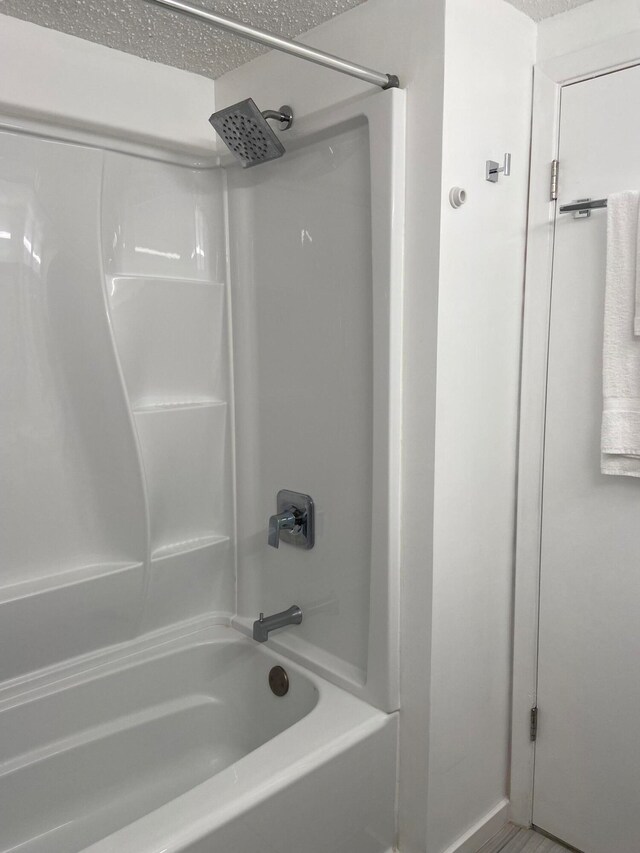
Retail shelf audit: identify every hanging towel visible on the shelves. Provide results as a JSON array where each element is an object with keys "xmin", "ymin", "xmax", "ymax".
[{"xmin": 601, "ymin": 190, "xmax": 640, "ymax": 477}]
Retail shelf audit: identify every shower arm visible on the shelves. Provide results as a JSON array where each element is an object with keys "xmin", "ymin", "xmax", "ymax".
[
  {"xmin": 261, "ymin": 107, "xmax": 294, "ymax": 130},
  {"xmin": 145, "ymin": 0, "xmax": 400, "ymax": 90}
]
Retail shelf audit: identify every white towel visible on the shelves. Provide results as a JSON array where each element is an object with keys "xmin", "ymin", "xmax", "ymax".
[{"xmin": 601, "ymin": 190, "xmax": 640, "ymax": 477}]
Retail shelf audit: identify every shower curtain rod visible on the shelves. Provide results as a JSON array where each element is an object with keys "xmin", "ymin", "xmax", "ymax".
[{"xmin": 146, "ymin": 0, "xmax": 400, "ymax": 90}]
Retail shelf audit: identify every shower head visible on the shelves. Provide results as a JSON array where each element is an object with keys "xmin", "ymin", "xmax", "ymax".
[{"xmin": 209, "ymin": 98, "xmax": 294, "ymax": 168}]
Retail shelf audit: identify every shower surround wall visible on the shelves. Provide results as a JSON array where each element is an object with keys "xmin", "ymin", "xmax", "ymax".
[
  {"xmin": 0, "ymin": 60, "xmax": 234, "ymax": 679},
  {"xmin": 228, "ymin": 119, "xmax": 374, "ymax": 688},
  {"xmin": 225, "ymin": 89, "xmax": 404, "ymax": 713},
  {"xmin": 0, "ymin": 11, "xmax": 402, "ymax": 711},
  {"xmin": 0, "ymin": 133, "xmax": 147, "ymax": 680},
  {"xmin": 102, "ymin": 152, "xmax": 234, "ymax": 632}
]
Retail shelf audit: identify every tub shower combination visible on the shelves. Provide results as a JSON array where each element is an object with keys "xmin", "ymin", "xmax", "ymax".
[{"xmin": 0, "ymin": 4, "xmax": 405, "ymax": 851}]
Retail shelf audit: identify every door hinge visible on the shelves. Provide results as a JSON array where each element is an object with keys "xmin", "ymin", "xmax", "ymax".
[
  {"xmin": 550, "ymin": 159, "xmax": 559, "ymax": 202},
  {"xmin": 530, "ymin": 706, "xmax": 538, "ymax": 742}
]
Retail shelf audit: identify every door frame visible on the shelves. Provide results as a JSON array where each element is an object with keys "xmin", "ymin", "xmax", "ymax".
[{"xmin": 510, "ymin": 27, "xmax": 640, "ymax": 827}]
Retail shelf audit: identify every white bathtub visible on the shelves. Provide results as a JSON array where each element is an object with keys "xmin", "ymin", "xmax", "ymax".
[{"xmin": 0, "ymin": 625, "xmax": 397, "ymax": 853}]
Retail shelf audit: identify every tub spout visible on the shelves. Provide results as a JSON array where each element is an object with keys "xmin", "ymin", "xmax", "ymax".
[{"xmin": 253, "ymin": 605, "xmax": 303, "ymax": 643}]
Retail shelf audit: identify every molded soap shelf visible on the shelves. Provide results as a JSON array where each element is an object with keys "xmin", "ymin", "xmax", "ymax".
[
  {"xmin": 135, "ymin": 404, "xmax": 231, "ymax": 555},
  {"xmin": 151, "ymin": 533, "xmax": 230, "ymax": 562},
  {"xmin": 108, "ymin": 275, "xmax": 227, "ymax": 409}
]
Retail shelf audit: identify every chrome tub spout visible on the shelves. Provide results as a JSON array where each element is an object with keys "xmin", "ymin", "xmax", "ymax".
[{"xmin": 253, "ymin": 605, "xmax": 303, "ymax": 642}]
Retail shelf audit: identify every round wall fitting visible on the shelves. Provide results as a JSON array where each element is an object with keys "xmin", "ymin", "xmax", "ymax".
[{"xmin": 449, "ymin": 186, "xmax": 467, "ymax": 209}]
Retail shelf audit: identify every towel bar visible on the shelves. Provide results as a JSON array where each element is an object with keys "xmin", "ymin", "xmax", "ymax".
[{"xmin": 559, "ymin": 198, "xmax": 608, "ymax": 213}]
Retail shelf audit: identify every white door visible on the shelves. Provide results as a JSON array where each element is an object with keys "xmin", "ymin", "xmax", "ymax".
[{"xmin": 534, "ymin": 64, "xmax": 640, "ymax": 853}]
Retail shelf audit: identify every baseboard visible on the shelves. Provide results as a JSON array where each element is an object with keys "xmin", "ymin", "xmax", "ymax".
[{"xmin": 440, "ymin": 799, "xmax": 511, "ymax": 853}]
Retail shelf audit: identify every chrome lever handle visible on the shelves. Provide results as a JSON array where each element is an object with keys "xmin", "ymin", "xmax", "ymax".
[{"xmin": 268, "ymin": 508, "xmax": 298, "ymax": 548}]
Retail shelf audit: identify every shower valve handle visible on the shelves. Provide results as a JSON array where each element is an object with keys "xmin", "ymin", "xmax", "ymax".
[{"xmin": 268, "ymin": 490, "xmax": 314, "ymax": 550}]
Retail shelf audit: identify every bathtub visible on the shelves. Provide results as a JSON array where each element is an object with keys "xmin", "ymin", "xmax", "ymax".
[{"xmin": 0, "ymin": 624, "xmax": 397, "ymax": 853}]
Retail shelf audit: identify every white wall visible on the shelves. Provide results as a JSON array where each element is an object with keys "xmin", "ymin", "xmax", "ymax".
[
  {"xmin": 0, "ymin": 15, "xmax": 216, "ymax": 157},
  {"xmin": 428, "ymin": 1, "xmax": 536, "ymax": 851},
  {"xmin": 537, "ymin": 0, "xmax": 640, "ymax": 63}
]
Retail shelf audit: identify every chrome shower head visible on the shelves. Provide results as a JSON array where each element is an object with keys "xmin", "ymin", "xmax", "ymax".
[{"xmin": 209, "ymin": 98, "xmax": 293, "ymax": 168}]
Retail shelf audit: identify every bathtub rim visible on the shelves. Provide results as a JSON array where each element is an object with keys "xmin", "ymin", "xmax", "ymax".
[{"xmin": 0, "ymin": 620, "xmax": 395, "ymax": 853}]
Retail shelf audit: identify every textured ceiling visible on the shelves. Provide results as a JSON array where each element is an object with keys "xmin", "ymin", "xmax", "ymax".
[
  {"xmin": 0, "ymin": 0, "xmax": 596, "ymax": 79},
  {"xmin": 0, "ymin": 0, "xmax": 368, "ymax": 80},
  {"xmin": 505, "ymin": 0, "xmax": 594, "ymax": 22}
]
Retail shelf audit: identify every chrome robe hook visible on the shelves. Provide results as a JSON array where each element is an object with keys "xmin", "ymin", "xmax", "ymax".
[{"xmin": 486, "ymin": 153, "xmax": 511, "ymax": 183}]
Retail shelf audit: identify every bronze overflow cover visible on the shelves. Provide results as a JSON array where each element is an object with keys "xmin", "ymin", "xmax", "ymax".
[{"xmin": 269, "ymin": 665, "xmax": 289, "ymax": 697}]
